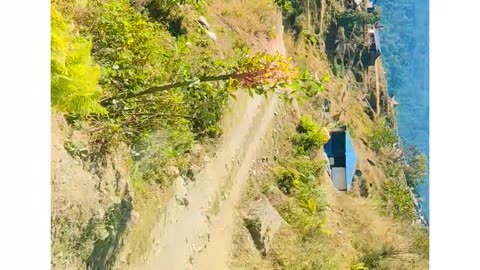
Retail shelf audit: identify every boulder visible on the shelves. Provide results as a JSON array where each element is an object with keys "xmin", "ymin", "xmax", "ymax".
[
  {"xmin": 173, "ymin": 176, "xmax": 188, "ymax": 206},
  {"xmin": 205, "ymin": 30, "xmax": 217, "ymax": 41},
  {"xmin": 243, "ymin": 197, "xmax": 286, "ymax": 256},
  {"xmin": 197, "ymin": 16, "xmax": 211, "ymax": 30}
]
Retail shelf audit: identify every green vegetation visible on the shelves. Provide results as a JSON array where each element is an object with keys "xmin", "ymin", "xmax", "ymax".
[
  {"xmin": 409, "ymin": 225, "xmax": 430, "ymax": 259},
  {"xmin": 402, "ymin": 145, "xmax": 428, "ymax": 188},
  {"xmin": 275, "ymin": 167, "xmax": 300, "ymax": 195},
  {"xmin": 51, "ymin": 0, "xmax": 327, "ymax": 267},
  {"xmin": 369, "ymin": 118, "xmax": 398, "ymax": 152},
  {"xmin": 383, "ymin": 145, "xmax": 427, "ymax": 183},
  {"xmin": 336, "ymin": 10, "xmax": 380, "ymax": 37},
  {"xmin": 269, "ymin": 114, "xmax": 331, "ymax": 246},
  {"xmin": 351, "ymin": 242, "xmax": 397, "ymax": 270},
  {"xmin": 274, "ymin": 0, "xmax": 304, "ymax": 30},
  {"xmin": 51, "ymin": 0, "xmax": 430, "ymax": 268},
  {"xmin": 53, "ymin": 0, "xmax": 322, "ymax": 173},
  {"xmin": 83, "ymin": 0, "xmax": 220, "ymax": 139},
  {"xmin": 381, "ymin": 180, "xmax": 415, "ymax": 222},
  {"xmin": 269, "ymin": 154, "xmax": 333, "ymax": 269},
  {"xmin": 350, "ymin": 225, "xmax": 429, "ymax": 269},
  {"xmin": 53, "ymin": 0, "xmax": 321, "ymax": 136},
  {"xmin": 51, "ymin": 5, "xmax": 106, "ymax": 116},
  {"xmin": 292, "ymin": 114, "xmax": 329, "ymax": 155}
]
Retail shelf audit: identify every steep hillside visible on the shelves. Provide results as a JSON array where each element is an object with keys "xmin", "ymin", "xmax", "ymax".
[
  {"xmin": 50, "ymin": 0, "xmax": 428, "ymax": 269},
  {"xmin": 228, "ymin": 0, "xmax": 429, "ymax": 269},
  {"xmin": 51, "ymin": 0, "xmax": 299, "ymax": 268}
]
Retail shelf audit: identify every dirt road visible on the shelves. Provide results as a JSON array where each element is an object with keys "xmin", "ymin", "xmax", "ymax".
[{"xmin": 128, "ymin": 16, "xmax": 286, "ymax": 270}]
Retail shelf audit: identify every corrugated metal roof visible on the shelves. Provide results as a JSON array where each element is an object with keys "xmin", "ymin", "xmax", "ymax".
[
  {"xmin": 323, "ymin": 127, "xmax": 358, "ymax": 192},
  {"xmin": 345, "ymin": 131, "xmax": 357, "ymax": 191},
  {"xmin": 373, "ymin": 28, "xmax": 382, "ymax": 53}
]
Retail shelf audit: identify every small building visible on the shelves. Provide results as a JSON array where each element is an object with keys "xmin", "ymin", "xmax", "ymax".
[
  {"xmin": 323, "ymin": 126, "xmax": 359, "ymax": 191},
  {"xmin": 367, "ymin": 0, "xmax": 377, "ymax": 13},
  {"xmin": 367, "ymin": 26, "xmax": 382, "ymax": 59}
]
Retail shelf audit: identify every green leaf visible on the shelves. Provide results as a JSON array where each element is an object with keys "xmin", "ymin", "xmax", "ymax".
[
  {"xmin": 229, "ymin": 92, "xmax": 237, "ymax": 101},
  {"xmin": 322, "ymin": 73, "xmax": 331, "ymax": 83},
  {"xmin": 247, "ymin": 88, "xmax": 254, "ymax": 97}
]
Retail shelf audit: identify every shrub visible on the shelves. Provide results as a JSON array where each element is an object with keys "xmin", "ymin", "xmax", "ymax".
[
  {"xmin": 402, "ymin": 145, "xmax": 428, "ymax": 188},
  {"xmin": 83, "ymin": 0, "xmax": 228, "ymax": 139},
  {"xmin": 336, "ymin": 10, "xmax": 380, "ymax": 37},
  {"xmin": 280, "ymin": 196, "xmax": 328, "ymax": 238},
  {"xmin": 84, "ymin": 1, "xmax": 308, "ymax": 139},
  {"xmin": 290, "ymin": 156, "xmax": 326, "ymax": 185},
  {"xmin": 275, "ymin": 167, "xmax": 300, "ymax": 195},
  {"xmin": 292, "ymin": 115, "xmax": 329, "ymax": 155},
  {"xmin": 381, "ymin": 180, "xmax": 416, "ymax": 222},
  {"xmin": 51, "ymin": 5, "xmax": 106, "ymax": 116},
  {"xmin": 296, "ymin": 114, "xmax": 318, "ymax": 133},
  {"xmin": 85, "ymin": 0, "xmax": 178, "ymax": 95},
  {"xmin": 409, "ymin": 226, "xmax": 429, "ymax": 259},
  {"xmin": 275, "ymin": 156, "xmax": 328, "ymax": 236},
  {"xmin": 369, "ymin": 118, "xmax": 398, "ymax": 152}
]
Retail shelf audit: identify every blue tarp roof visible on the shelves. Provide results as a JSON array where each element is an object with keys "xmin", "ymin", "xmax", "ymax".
[
  {"xmin": 323, "ymin": 128, "xmax": 358, "ymax": 192},
  {"xmin": 373, "ymin": 28, "xmax": 382, "ymax": 54},
  {"xmin": 345, "ymin": 131, "xmax": 358, "ymax": 191}
]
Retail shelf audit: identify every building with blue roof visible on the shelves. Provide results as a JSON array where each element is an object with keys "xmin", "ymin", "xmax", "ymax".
[
  {"xmin": 323, "ymin": 126, "xmax": 359, "ymax": 191},
  {"xmin": 367, "ymin": 0, "xmax": 377, "ymax": 13},
  {"xmin": 368, "ymin": 26, "xmax": 382, "ymax": 60}
]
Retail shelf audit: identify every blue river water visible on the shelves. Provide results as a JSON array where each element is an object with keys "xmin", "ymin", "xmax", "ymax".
[{"xmin": 376, "ymin": 0, "xmax": 429, "ymax": 222}]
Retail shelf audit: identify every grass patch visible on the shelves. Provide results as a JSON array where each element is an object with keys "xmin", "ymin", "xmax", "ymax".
[
  {"xmin": 121, "ymin": 180, "xmax": 165, "ymax": 265},
  {"xmin": 215, "ymin": 0, "xmax": 278, "ymax": 40}
]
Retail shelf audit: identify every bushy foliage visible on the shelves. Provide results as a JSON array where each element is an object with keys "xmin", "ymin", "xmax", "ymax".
[
  {"xmin": 336, "ymin": 10, "xmax": 380, "ymax": 37},
  {"xmin": 369, "ymin": 118, "xmax": 398, "ymax": 152},
  {"xmin": 274, "ymin": 0, "xmax": 305, "ymax": 30},
  {"xmin": 83, "ymin": 0, "xmax": 316, "ymax": 140},
  {"xmin": 402, "ymin": 145, "xmax": 428, "ymax": 188},
  {"xmin": 275, "ymin": 167, "xmax": 301, "ymax": 195},
  {"xmin": 409, "ymin": 226, "xmax": 429, "ymax": 259},
  {"xmin": 82, "ymin": 0, "xmax": 224, "ymax": 139},
  {"xmin": 275, "ymin": 157, "xmax": 325, "ymax": 194},
  {"xmin": 273, "ymin": 0, "xmax": 325, "ymax": 40},
  {"xmin": 290, "ymin": 156, "xmax": 326, "ymax": 184},
  {"xmin": 381, "ymin": 180, "xmax": 416, "ymax": 222},
  {"xmin": 85, "ymin": 0, "xmax": 177, "ymax": 95},
  {"xmin": 51, "ymin": 5, "xmax": 106, "ymax": 116},
  {"xmin": 274, "ymin": 156, "xmax": 327, "ymax": 237},
  {"xmin": 292, "ymin": 115, "xmax": 329, "ymax": 155}
]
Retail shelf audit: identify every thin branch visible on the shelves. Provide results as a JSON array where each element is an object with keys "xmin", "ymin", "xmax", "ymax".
[
  {"xmin": 123, "ymin": 113, "xmax": 192, "ymax": 119},
  {"xmin": 100, "ymin": 72, "xmax": 255, "ymax": 106}
]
